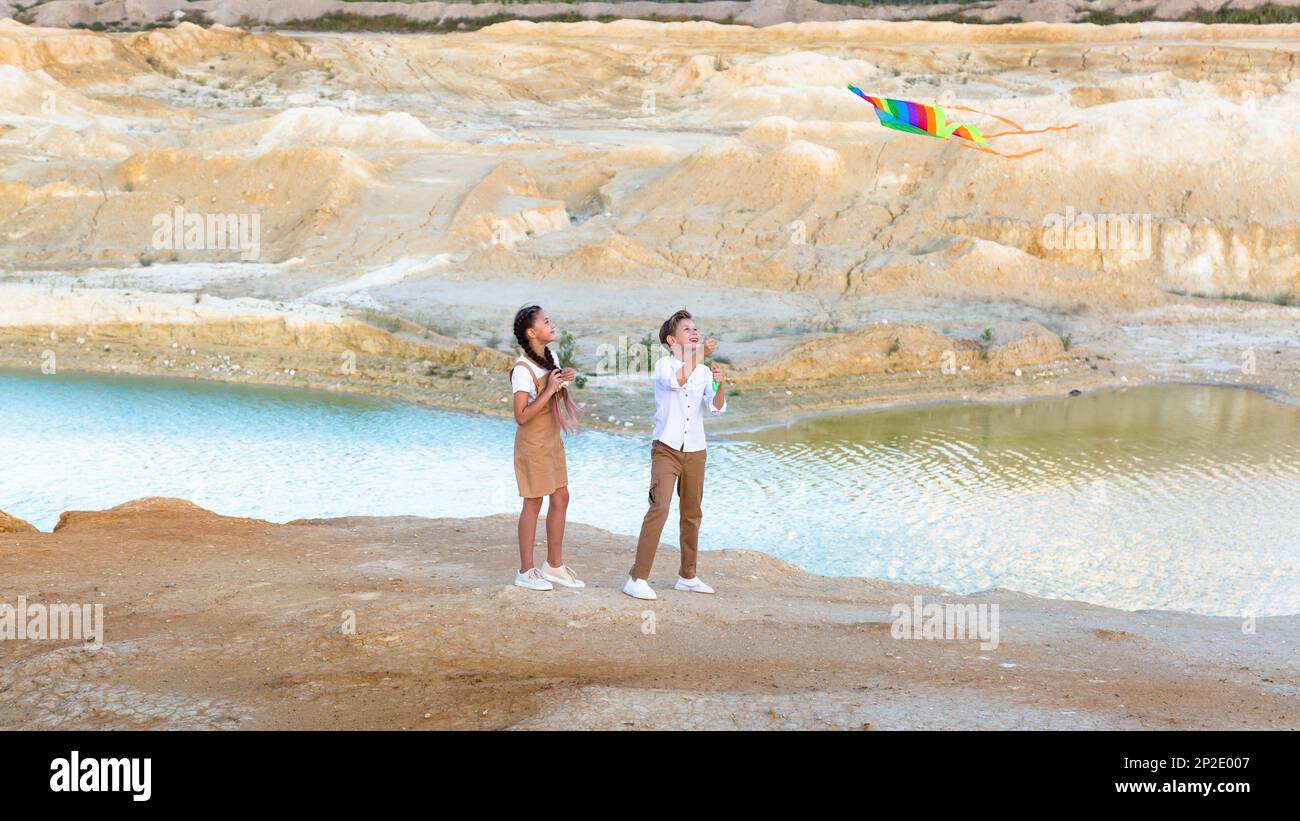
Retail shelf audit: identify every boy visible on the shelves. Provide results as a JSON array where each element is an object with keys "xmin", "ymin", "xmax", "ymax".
[{"xmin": 623, "ymin": 309, "xmax": 726, "ymax": 600}]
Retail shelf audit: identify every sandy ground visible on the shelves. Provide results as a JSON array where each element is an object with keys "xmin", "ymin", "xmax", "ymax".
[{"xmin": 1, "ymin": 497, "xmax": 1295, "ymax": 730}]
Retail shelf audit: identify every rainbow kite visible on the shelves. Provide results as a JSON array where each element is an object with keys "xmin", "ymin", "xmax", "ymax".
[{"xmin": 847, "ymin": 84, "xmax": 1076, "ymax": 159}]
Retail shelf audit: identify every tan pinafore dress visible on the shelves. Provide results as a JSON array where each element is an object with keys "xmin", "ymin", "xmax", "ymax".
[{"xmin": 513, "ymin": 365, "xmax": 568, "ymax": 499}]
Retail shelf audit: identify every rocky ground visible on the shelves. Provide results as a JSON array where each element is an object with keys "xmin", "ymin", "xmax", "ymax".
[{"xmin": 1, "ymin": 497, "xmax": 1295, "ymax": 730}]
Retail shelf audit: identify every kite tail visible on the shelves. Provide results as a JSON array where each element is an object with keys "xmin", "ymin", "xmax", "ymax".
[
  {"xmin": 945, "ymin": 102, "xmax": 1078, "ymax": 142},
  {"xmin": 982, "ymin": 123, "xmax": 1079, "ymax": 139},
  {"xmin": 957, "ymin": 142, "xmax": 1045, "ymax": 160},
  {"xmin": 946, "ymin": 102, "xmax": 1076, "ymax": 140}
]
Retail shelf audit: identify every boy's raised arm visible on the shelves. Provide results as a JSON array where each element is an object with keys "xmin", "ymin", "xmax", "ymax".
[
  {"xmin": 675, "ymin": 348, "xmax": 704, "ymax": 386},
  {"xmin": 706, "ymin": 369, "xmax": 726, "ymax": 415},
  {"xmin": 676, "ymin": 337, "xmax": 714, "ymax": 386},
  {"xmin": 707, "ymin": 386, "xmax": 726, "ymax": 415}
]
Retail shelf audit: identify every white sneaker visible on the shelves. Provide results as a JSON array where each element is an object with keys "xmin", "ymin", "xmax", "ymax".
[
  {"xmin": 515, "ymin": 568, "xmax": 553, "ymax": 591},
  {"xmin": 623, "ymin": 576, "xmax": 657, "ymax": 600},
  {"xmin": 542, "ymin": 562, "xmax": 586, "ymax": 589},
  {"xmin": 674, "ymin": 576, "xmax": 715, "ymax": 594}
]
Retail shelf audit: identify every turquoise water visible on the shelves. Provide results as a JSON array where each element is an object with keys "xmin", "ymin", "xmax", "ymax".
[{"xmin": 1, "ymin": 369, "xmax": 1297, "ymax": 616}]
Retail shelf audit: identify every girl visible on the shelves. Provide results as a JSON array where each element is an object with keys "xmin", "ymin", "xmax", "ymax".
[{"xmin": 510, "ymin": 305, "xmax": 584, "ymax": 590}]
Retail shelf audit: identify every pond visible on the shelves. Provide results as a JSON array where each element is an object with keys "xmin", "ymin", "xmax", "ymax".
[{"xmin": 1, "ymin": 370, "xmax": 1295, "ymax": 616}]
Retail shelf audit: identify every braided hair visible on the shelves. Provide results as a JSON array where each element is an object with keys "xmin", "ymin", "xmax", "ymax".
[
  {"xmin": 512, "ymin": 305, "xmax": 558, "ymax": 374},
  {"xmin": 511, "ymin": 304, "xmax": 582, "ymax": 435}
]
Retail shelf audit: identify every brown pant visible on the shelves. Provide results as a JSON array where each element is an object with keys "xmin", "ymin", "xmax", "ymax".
[{"xmin": 630, "ymin": 440, "xmax": 707, "ymax": 581}]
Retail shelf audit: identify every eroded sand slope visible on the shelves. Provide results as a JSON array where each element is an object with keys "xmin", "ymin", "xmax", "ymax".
[
  {"xmin": 0, "ymin": 18, "xmax": 1297, "ymax": 422},
  {"xmin": 2, "ymin": 19, "xmax": 1297, "ymax": 301}
]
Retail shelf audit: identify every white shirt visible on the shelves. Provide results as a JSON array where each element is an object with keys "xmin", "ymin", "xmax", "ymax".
[
  {"xmin": 510, "ymin": 356, "xmax": 547, "ymax": 401},
  {"xmin": 650, "ymin": 355, "xmax": 726, "ymax": 452}
]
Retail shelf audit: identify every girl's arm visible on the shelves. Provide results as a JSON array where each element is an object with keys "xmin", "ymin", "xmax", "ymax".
[{"xmin": 513, "ymin": 371, "xmax": 567, "ymax": 425}]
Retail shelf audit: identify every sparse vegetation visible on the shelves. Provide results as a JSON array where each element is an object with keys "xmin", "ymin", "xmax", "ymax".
[
  {"xmin": 1081, "ymin": 4, "xmax": 1300, "ymax": 24},
  {"xmin": 424, "ymin": 362, "xmax": 458, "ymax": 379},
  {"xmin": 820, "ymin": 0, "xmax": 985, "ymax": 3},
  {"xmin": 1183, "ymin": 4, "xmax": 1300, "ymax": 23},
  {"xmin": 618, "ymin": 332, "xmax": 659, "ymax": 375},
  {"xmin": 1078, "ymin": 9, "xmax": 1157, "ymax": 25},
  {"xmin": 1168, "ymin": 289, "xmax": 1296, "ymax": 306},
  {"xmin": 554, "ymin": 330, "xmax": 576, "ymax": 368},
  {"xmin": 917, "ymin": 12, "xmax": 1024, "ymax": 24},
  {"xmin": 555, "ymin": 330, "xmax": 587, "ymax": 388},
  {"xmin": 259, "ymin": 9, "xmax": 752, "ymax": 34},
  {"xmin": 978, "ymin": 328, "xmax": 994, "ymax": 361},
  {"xmin": 361, "ymin": 309, "xmax": 403, "ymax": 333},
  {"xmin": 822, "ymin": 1, "xmax": 1300, "ymax": 24},
  {"xmin": 68, "ymin": 9, "xmax": 213, "ymax": 31},
  {"xmin": 887, "ymin": 337, "xmax": 901, "ymax": 357},
  {"xmin": 355, "ymin": 309, "xmax": 462, "ymax": 339},
  {"xmin": 1060, "ymin": 333, "xmax": 1073, "ymax": 352},
  {"xmin": 1220, "ymin": 291, "xmax": 1296, "ymax": 306},
  {"xmin": 268, "ymin": 11, "xmax": 588, "ymax": 33},
  {"xmin": 819, "ymin": 1, "xmax": 1300, "ymax": 24}
]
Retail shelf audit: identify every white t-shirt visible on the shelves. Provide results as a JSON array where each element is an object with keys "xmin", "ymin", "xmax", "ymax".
[{"xmin": 511, "ymin": 356, "xmax": 548, "ymax": 401}]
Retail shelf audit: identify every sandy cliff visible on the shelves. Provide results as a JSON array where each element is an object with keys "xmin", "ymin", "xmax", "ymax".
[
  {"xmin": 0, "ymin": 510, "xmax": 37, "ymax": 532},
  {"xmin": 0, "ymin": 18, "xmax": 1296, "ymax": 418},
  {"xmin": 1, "ymin": 19, "xmax": 1297, "ymax": 303}
]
